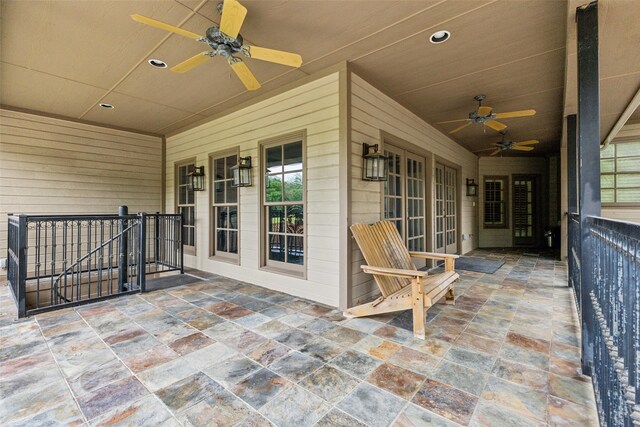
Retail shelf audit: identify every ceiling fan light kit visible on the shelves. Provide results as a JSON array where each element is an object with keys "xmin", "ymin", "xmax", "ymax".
[{"xmin": 131, "ymin": 0, "xmax": 303, "ymax": 91}]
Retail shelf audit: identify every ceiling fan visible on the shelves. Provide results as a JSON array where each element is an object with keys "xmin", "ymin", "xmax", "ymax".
[
  {"xmin": 475, "ymin": 132, "xmax": 539, "ymax": 156},
  {"xmin": 131, "ymin": 0, "xmax": 303, "ymax": 91},
  {"xmin": 437, "ymin": 95, "xmax": 536, "ymax": 134}
]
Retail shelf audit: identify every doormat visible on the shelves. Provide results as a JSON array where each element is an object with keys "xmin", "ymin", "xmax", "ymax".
[
  {"xmin": 452, "ymin": 256, "xmax": 505, "ymax": 274},
  {"xmin": 145, "ymin": 273, "xmax": 204, "ymax": 292}
]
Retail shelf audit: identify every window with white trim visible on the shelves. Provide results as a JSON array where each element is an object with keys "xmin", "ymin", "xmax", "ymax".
[
  {"xmin": 601, "ymin": 140, "xmax": 640, "ymax": 205},
  {"xmin": 211, "ymin": 152, "xmax": 238, "ymax": 260},
  {"xmin": 263, "ymin": 138, "xmax": 304, "ymax": 273}
]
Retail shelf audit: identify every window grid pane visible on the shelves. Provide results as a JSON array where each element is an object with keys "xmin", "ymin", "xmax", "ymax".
[
  {"xmin": 600, "ymin": 140, "xmax": 640, "ymax": 204},
  {"xmin": 406, "ymin": 156, "xmax": 425, "ymax": 252},
  {"xmin": 264, "ymin": 141, "xmax": 304, "ymax": 267},
  {"xmin": 383, "ymin": 150, "xmax": 403, "ymax": 238},
  {"xmin": 212, "ymin": 154, "xmax": 239, "ymax": 257},
  {"xmin": 177, "ymin": 163, "xmax": 196, "ymax": 248},
  {"xmin": 484, "ymin": 178, "xmax": 506, "ymax": 226}
]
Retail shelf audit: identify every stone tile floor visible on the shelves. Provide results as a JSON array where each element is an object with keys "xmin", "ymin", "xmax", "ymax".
[{"xmin": 0, "ymin": 250, "xmax": 599, "ymax": 426}]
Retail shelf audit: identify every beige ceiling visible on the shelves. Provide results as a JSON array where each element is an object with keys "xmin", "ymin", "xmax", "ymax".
[
  {"xmin": 1, "ymin": 0, "xmax": 639, "ymax": 156},
  {"xmin": 563, "ymin": 0, "xmax": 640, "ymax": 143}
]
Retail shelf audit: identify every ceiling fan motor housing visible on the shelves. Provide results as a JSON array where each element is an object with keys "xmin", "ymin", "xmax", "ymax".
[
  {"xmin": 497, "ymin": 140, "xmax": 513, "ymax": 150},
  {"xmin": 206, "ymin": 26, "xmax": 244, "ymax": 57},
  {"xmin": 468, "ymin": 111, "xmax": 496, "ymax": 123}
]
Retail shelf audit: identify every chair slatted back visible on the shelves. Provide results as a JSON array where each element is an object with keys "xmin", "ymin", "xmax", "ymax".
[{"xmin": 350, "ymin": 221, "xmax": 416, "ymax": 297}]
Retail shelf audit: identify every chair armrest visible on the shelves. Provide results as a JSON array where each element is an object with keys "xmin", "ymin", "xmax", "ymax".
[
  {"xmin": 409, "ymin": 251, "xmax": 460, "ymax": 260},
  {"xmin": 361, "ymin": 265, "xmax": 428, "ymax": 279}
]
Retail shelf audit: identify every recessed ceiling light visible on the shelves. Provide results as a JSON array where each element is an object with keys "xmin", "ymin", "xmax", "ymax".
[
  {"xmin": 99, "ymin": 103, "xmax": 115, "ymax": 109},
  {"xmin": 429, "ymin": 30, "xmax": 450, "ymax": 44},
  {"xmin": 148, "ymin": 58, "xmax": 167, "ymax": 68}
]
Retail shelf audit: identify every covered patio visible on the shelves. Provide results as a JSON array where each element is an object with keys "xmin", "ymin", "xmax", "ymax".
[
  {"xmin": 0, "ymin": 251, "xmax": 597, "ymax": 426},
  {"xmin": 1, "ymin": 0, "xmax": 640, "ymax": 425}
]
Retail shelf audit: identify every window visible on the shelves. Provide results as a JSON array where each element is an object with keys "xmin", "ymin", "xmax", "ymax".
[
  {"xmin": 484, "ymin": 176, "xmax": 508, "ymax": 228},
  {"xmin": 176, "ymin": 161, "xmax": 196, "ymax": 253},
  {"xmin": 211, "ymin": 152, "xmax": 238, "ymax": 261},
  {"xmin": 263, "ymin": 138, "xmax": 304, "ymax": 273},
  {"xmin": 601, "ymin": 140, "xmax": 640, "ymax": 205}
]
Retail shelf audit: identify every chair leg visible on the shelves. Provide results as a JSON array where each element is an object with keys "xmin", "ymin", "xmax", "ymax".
[
  {"xmin": 445, "ymin": 281, "xmax": 457, "ymax": 305},
  {"xmin": 411, "ymin": 277, "xmax": 426, "ymax": 339}
]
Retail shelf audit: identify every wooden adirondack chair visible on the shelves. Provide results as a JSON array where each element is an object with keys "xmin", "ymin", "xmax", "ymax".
[{"xmin": 346, "ymin": 220, "xmax": 460, "ymax": 339}]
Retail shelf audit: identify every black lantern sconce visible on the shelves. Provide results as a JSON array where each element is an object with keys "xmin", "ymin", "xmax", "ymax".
[
  {"xmin": 231, "ymin": 156, "xmax": 252, "ymax": 187},
  {"xmin": 362, "ymin": 143, "xmax": 387, "ymax": 181},
  {"xmin": 466, "ymin": 178, "xmax": 479, "ymax": 196},
  {"xmin": 188, "ymin": 166, "xmax": 206, "ymax": 191}
]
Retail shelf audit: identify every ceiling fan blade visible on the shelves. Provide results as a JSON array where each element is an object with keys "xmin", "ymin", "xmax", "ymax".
[
  {"xmin": 511, "ymin": 146, "xmax": 535, "ymax": 151},
  {"xmin": 473, "ymin": 147, "xmax": 498, "ymax": 153},
  {"xmin": 493, "ymin": 109, "xmax": 537, "ymax": 119},
  {"xmin": 513, "ymin": 140, "xmax": 539, "ymax": 146},
  {"xmin": 131, "ymin": 14, "xmax": 202, "ymax": 40},
  {"xmin": 230, "ymin": 60, "xmax": 261, "ymax": 91},
  {"xmin": 171, "ymin": 53, "xmax": 212, "ymax": 73},
  {"xmin": 220, "ymin": 0, "xmax": 248, "ymax": 39},
  {"xmin": 485, "ymin": 120, "xmax": 507, "ymax": 132},
  {"xmin": 436, "ymin": 118, "xmax": 470, "ymax": 124},
  {"xmin": 477, "ymin": 106, "xmax": 492, "ymax": 116},
  {"xmin": 245, "ymin": 46, "xmax": 303, "ymax": 68},
  {"xmin": 450, "ymin": 122, "xmax": 472, "ymax": 134},
  {"xmin": 490, "ymin": 149, "xmax": 502, "ymax": 156}
]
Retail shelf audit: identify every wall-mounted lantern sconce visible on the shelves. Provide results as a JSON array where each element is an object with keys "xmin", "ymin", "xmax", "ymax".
[
  {"xmin": 466, "ymin": 178, "xmax": 479, "ymax": 196},
  {"xmin": 231, "ymin": 156, "xmax": 252, "ymax": 187},
  {"xmin": 362, "ymin": 143, "xmax": 387, "ymax": 181},
  {"xmin": 188, "ymin": 166, "xmax": 206, "ymax": 191}
]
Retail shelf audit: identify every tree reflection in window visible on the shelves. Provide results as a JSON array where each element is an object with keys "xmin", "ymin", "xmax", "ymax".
[{"xmin": 264, "ymin": 141, "xmax": 304, "ymax": 266}]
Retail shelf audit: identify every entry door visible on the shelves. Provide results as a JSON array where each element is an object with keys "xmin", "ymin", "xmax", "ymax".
[
  {"xmin": 435, "ymin": 162, "xmax": 457, "ymax": 254},
  {"xmin": 383, "ymin": 145, "xmax": 426, "ymax": 252},
  {"xmin": 513, "ymin": 175, "xmax": 537, "ymax": 246}
]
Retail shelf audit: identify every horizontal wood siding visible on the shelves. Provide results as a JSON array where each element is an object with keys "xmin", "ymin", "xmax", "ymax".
[
  {"xmin": 165, "ymin": 73, "xmax": 341, "ymax": 306},
  {"xmin": 0, "ymin": 109, "xmax": 162, "ymax": 268},
  {"xmin": 478, "ymin": 157, "xmax": 548, "ymax": 247},
  {"xmin": 601, "ymin": 207, "xmax": 640, "ymax": 224},
  {"xmin": 349, "ymin": 73, "xmax": 479, "ymax": 306}
]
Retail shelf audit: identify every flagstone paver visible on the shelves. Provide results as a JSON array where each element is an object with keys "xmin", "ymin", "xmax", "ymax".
[{"xmin": 0, "ymin": 250, "xmax": 597, "ymax": 426}]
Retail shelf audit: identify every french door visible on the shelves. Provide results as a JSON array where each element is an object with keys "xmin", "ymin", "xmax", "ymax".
[
  {"xmin": 434, "ymin": 162, "xmax": 457, "ymax": 254},
  {"xmin": 513, "ymin": 175, "xmax": 537, "ymax": 246},
  {"xmin": 383, "ymin": 145, "xmax": 426, "ymax": 252}
]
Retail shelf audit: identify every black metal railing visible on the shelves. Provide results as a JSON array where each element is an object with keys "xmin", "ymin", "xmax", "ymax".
[
  {"xmin": 7, "ymin": 215, "xmax": 26, "ymax": 316},
  {"xmin": 144, "ymin": 213, "xmax": 184, "ymax": 276},
  {"xmin": 6, "ymin": 207, "xmax": 183, "ymax": 317},
  {"xmin": 582, "ymin": 216, "xmax": 640, "ymax": 426}
]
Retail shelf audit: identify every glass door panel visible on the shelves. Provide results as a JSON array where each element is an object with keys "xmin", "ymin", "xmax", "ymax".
[
  {"xmin": 435, "ymin": 163, "xmax": 457, "ymax": 254},
  {"xmin": 383, "ymin": 148, "xmax": 404, "ymax": 239},
  {"xmin": 406, "ymin": 153, "xmax": 425, "ymax": 252},
  {"xmin": 445, "ymin": 166, "xmax": 457, "ymax": 254},
  {"xmin": 434, "ymin": 163, "xmax": 445, "ymax": 253}
]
